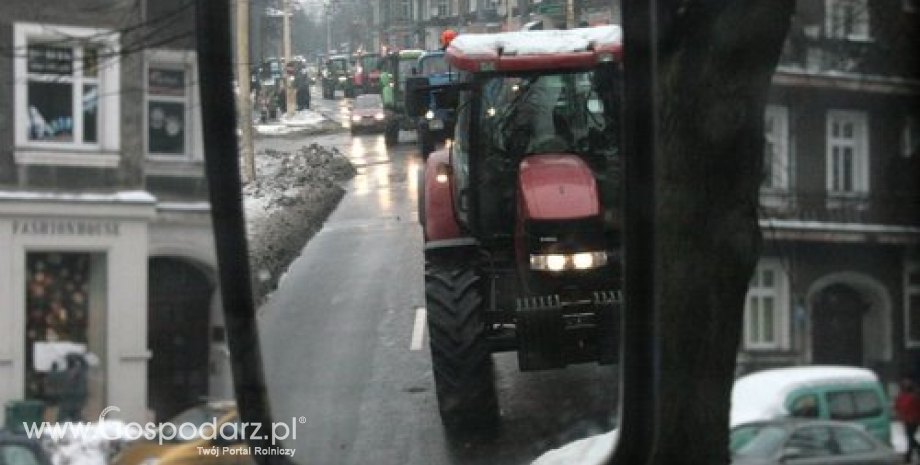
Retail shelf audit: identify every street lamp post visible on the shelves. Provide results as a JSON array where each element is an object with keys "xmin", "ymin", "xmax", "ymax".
[{"xmin": 283, "ymin": 0, "xmax": 295, "ymax": 117}]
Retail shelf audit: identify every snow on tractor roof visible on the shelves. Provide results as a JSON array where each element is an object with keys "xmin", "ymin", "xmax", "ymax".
[{"xmin": 447, "ymin": 25, "xmax": 622, "ymax": 73}]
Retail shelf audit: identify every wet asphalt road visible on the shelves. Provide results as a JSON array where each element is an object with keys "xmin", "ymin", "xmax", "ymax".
[{"xmin": 256, "ymin": 88, "xmax": 618, "ymax": 465}]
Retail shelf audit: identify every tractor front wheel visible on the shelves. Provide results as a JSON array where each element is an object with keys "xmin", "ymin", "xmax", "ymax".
[{"xmin": 425, "ymin": 263, "xmax": 498, "ymax": 433}]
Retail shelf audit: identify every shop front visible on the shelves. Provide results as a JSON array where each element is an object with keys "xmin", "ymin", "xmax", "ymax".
[{"xmin": 0, "ymin": 192, "xmax": 156, "ymax": 426}]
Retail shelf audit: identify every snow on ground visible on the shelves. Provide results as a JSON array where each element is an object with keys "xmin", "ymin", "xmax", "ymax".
[
  {"xmin": 530, "ymin": 429, "xmax": 616, "ymax": 465},
  {"xmin": 244, "ymin": 143, "xmax": 355, "ymax": 305},
  {"xmin": 254, "ymin": 109, "xmax": 339, "ymax": 137},
  {"xmin": 244, "ymin": 113, "xmax": 355, "ymax": 306}
]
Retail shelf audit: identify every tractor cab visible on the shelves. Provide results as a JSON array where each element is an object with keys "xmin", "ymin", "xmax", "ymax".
[
  {"xmin": 418, "ymin": 25, "xmax": 624, "ymax": 432},
  {"xmin": 379, "ymin": 49, "xmax": 425, "ymax": 145},
  {"xmin": 412, "ymin": 50, "xmax": 459, "ymax": 156},
  {"xmin": 321, "ymin": 54, "xmax": 355, "ymax": 99}
]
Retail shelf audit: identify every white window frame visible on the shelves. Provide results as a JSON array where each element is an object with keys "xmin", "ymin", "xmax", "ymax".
[
  {"xmin": 13, "ymin": 22, "xmax": 120, "ymax": 168},
  {"xmin": 906, "ymin": 263, "xmax": 920, "ymax": 347},
  {"xmin": 144, "ymin": 50, "xmax": 203, "ymax": 166},
  {"xmin": 763, "ymin": 105, "xmax": 791, "ymax": 191},
  {"xmin": 825, "ymin": 0, "xmax": 871, "ymax": 41},
  {"xmin": 826, "ymin": 110, "xmax": 869, "ymax": 197},
  {"xmin": 744, "ymin": 259, "xmax": 791, "ymax": 350}
]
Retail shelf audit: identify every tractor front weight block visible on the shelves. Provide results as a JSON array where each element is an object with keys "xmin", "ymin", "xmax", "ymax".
[{"xmin": 515, "ymin": 291, "xmax": 620, "ymax": 371}]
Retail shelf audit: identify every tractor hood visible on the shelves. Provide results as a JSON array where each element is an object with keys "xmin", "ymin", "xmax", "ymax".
[{"xmin": 517, "ymin": 153, "xmax": 600, "ymax": 221}]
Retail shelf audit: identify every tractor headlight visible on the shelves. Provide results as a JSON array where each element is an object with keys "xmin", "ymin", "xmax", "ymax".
[
  {"xmin": 530, "ymin": 252, "xmax": 607, "ymax": 272},
  {"xmin": 351, "ymin": 115, "xmax": 361, "ymax": 122},
  {"xmin": 425, "ymin": 110, "xmax": 435, "ymax": 120},
  {"xmin": 374, "ymin": 113, "xmax": 385, "ymax": 120}
]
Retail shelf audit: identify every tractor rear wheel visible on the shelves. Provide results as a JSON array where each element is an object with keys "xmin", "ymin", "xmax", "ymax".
[{"xmin": 425, "ymin": 263, "xmax": 498, "ymax": 432}]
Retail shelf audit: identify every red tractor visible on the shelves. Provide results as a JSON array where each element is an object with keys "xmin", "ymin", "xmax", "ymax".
[{"xmin": 417, "ymin": 26, "xmax": 624, "ymax": 432}]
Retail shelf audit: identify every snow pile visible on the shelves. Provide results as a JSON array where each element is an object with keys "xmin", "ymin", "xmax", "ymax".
[
  {"xmin": 243, "ymin": 143, "xmax": 356, "ymax": 304},
  {"xmin": 531, "ymin": 429, "xmax": 617, "ymax": 465},
  {"xmin": 254, "ymin": 109, "xmax": 341, "ymax": 137}
]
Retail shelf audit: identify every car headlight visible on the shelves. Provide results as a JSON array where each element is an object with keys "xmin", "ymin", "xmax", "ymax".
[
  {"xmin": 425, "ymin": 110, "xmax": 435, "ymax": 120},
  {"xmin": 351, "ymin": 115, "xmax": 361, "ymax": 122},
  {"xmin": 374, "ymin": 113, "xmax": 385, "ymax": 120},
  {"xmin": 530, "ymin": 252, "xmax": 607, "ymax": 272},
  {"xmin": 338, "ymin": 76, "xmax": 347, "ymax": 82}
]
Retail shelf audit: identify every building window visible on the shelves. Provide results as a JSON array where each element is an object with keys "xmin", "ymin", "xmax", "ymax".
[
  {"xmin": 146, "ymin": 50, "xmax": 201, "ymax": 161},
  {"xmin": 14, "ymin": 23, "xmax": 120, "ymax": 166},
  {"xmin": 826, "ymin": 110, "xmax": 869, "ymax": 196},
  {"xmin": 826, "ymin": 0, "xmax": 870, "ymax": 40},
  {"xmin": 148, "ymin": 68, "xmax": 188, "ymax": 156},
  {"xmin": 906, "ymin": 264, "xmax": 920, "ymax": 346},
  {"xmin": 763, "ymin": 105, "xmax": 790, "ymax": 190},
  {"xmin": 432, "ymin": 0, "xmax": 450, "ymax": 17},
  {"xmin": 25, "ymin": 252, "xmax": 107, "ymax": 419},
  {"xmin": 397, "ymin": 0, "xmax": 411, "ymax": 20},
  {"xmin": 744, "ymin": 260, "xmax": 790, "ymax": 350}
]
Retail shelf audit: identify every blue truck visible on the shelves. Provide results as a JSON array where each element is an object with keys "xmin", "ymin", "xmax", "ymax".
[{"xmin": 414, "ymin": 50, "xmax": 457, "ymax": 158}]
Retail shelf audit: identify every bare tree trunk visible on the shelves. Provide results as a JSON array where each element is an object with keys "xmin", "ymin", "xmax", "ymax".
[{"xmin": 649, "ymin": 2, "xmax": 794, "ymax": 464}]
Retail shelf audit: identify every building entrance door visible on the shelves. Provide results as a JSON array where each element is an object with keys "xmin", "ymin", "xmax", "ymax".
[
  {"xmin": 812, "ymin": 283, "xmax": 867, "ymax": 366},
  {"xmin": 148, "ymin": 257, "xmax": 211, "ymax": 421}
]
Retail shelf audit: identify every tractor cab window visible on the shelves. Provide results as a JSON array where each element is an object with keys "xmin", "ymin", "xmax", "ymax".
[
  {"xmin": 452, "ymin": 90, "xmax": 473, "ymax": 217},
  {"xmin": 481, "ymin": 69, "xmax": 618, "ymax": 168},
  {"xmin": 419, "ymin": 55, "xmax": 449, "ymax": 75}
]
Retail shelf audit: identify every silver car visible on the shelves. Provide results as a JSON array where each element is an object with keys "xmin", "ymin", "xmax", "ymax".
[{"xmin": 731, "ymin": 419, "xmax": 900, "ymax": 465}]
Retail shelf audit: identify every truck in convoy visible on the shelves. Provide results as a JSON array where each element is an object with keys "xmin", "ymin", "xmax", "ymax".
[
  {"xmin": 321, "ymin": 54, "xmax": 355, "ymax": 99},
  {"xmin": 353, "ymin": 52, "xmax": 382, "ymax": 95},
  {"xmin": 413, "ymin": 50, "xmax": 457, "ymax": 158},
  {"xmin": 379, "ymin": 49, "xmax": 424, "ymax": 146},
  {"xmin": 412, "ymin": 25, "xmax": 623, "ymax": 432}
]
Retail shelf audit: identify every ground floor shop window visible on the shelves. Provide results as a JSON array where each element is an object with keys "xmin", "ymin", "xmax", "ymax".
[{"xmin": 25, "ymin": 252, "xmax": 106, "ymax": 422}]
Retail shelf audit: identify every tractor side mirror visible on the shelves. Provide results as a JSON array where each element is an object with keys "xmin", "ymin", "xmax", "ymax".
[{"xmin": 405, "ymin": 76, "xmax": 429, "ymax": 118}]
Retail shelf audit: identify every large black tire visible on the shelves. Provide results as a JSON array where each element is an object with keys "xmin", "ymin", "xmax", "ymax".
[
  {"xmin": 385, "ymin": 123, "xmax": 399, "ymax": 147},
  {"xmin": 426, "ymin": 264, "xmax": 499, "ymax": 432}
]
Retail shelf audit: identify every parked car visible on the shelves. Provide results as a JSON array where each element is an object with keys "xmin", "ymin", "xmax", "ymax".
[
  {"xmin": 0, "ymin": 432, "xmax": 53, "ymax": 465},
  {"xmin": 731, "ymin": 366, "xmax": 892, "ymax": 444},
  {"xmin": 730, "ymin": 419, "xmax": 900, "ymax": 465},
  {"xmin": 349, "ymin": 94, "xmax": 389, "ymax": 135},
  {"xmin": 112, "ymin": 401, "xmax": 253, "ymax": 465}
]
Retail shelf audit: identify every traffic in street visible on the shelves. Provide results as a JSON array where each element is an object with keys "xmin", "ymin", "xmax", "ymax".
[{"xmin": 255, "ymin": 88, "xmax": 618, "ymax": 465}]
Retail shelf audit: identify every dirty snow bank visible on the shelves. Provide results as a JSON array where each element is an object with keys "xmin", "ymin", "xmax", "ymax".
[{"xmin": 244, "ymin": 143, "xmax": 356, "ymax": 305}]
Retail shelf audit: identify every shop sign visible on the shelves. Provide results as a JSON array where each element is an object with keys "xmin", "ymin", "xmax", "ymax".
[{"xmin": 12, "ymin": 219, "xmax": 120, "ymax": 236}]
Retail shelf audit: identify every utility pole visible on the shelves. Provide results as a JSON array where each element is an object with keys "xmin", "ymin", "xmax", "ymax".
[
  {"xmin": 283, "ymin": 0, "xmax": 296, "ymax": 117},
  {"xmin": 236, "ymin": 0, "xmax": 256, "ymax": 182}
]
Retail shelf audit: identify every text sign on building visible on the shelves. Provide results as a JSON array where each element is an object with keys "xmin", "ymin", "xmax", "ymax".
[
  {"xmin": 27, "ymin": 45, "xmax": 74, "ymax": 75},
  {"xmin": 12, "ymin": 219, "xmax": 120, "ymax": 237}
]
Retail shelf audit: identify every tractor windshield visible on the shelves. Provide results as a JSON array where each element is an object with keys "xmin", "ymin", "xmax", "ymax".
[
  {"xmin": 480, "ymin": 70, "xmax": 618, "ymax": 165},
  {"xmin": 328, "ymin": 59, "xmax": 348, "ymax": 73},
  {"xmin": 419, "ymin": 55, "xmax": 449, "ymax": 76}
]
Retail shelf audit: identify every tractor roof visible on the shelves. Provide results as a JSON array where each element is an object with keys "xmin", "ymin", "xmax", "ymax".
[
  {"xmin": 446, "ymin": 25, "xmax": 622, "ymax": 73},
  {"xmin": 394, "ymin": 49, "xmax": 425, "ymax": 59}
]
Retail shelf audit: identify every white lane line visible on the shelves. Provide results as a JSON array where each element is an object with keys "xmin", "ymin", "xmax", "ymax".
[{"xmin": 410, "ymin": 307, "xmax": 426, "ymax": 351}]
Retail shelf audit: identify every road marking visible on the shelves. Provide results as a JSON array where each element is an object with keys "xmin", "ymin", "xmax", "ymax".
[{"xmin": 410, "ymin": 307, "xmax": 426, "ymax": 351}]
